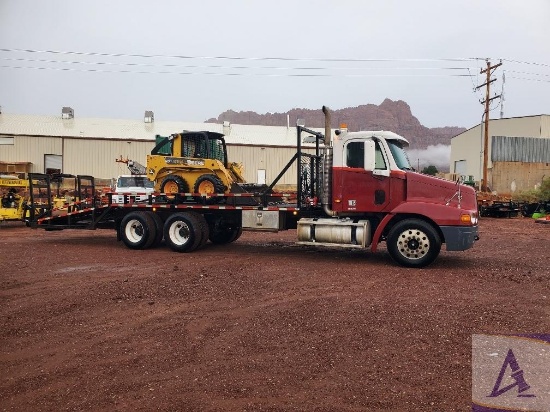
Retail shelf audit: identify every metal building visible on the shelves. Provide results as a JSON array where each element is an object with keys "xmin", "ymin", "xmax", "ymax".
[
  {"xmin": 450, "ymin": 115, "xmax": 550, "ymax": 194},
  {"xmin": 0, "ymin": 111, "xmax": 320, "ymax": 189}
]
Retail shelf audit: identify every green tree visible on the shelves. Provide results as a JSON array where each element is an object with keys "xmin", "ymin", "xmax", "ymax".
[{"xmin": 421, "ymin": 165, "xmax": 439, "ymax": 176}]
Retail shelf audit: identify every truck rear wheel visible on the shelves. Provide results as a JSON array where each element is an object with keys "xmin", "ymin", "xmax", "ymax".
[
  {"xmin": 386, "ymin": 219, "xmax": 441, "ymax": 268},
  {"xmin": 146, "ymin": 211, "xmax": 164, "ymax": 247},
  {"xmin": 209, "ymin": 226, "xmax": 243, "ymax": 244},
  {"xmin": 120, "ymin": 211, "xmax": 157, "ymax": 250},
  {"xmin": 194, "ymin": 213, "xmax": 210, "ymax": 249},
  {"xmin": 163, "ymin": 212, "xmax": 203, "ymax": 252}
]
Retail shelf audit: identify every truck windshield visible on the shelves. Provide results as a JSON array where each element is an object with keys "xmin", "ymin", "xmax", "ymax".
[
  {"xmin": 118, "ymin": 177, "xmax": 154, "ymax": 188},
  {"xmin": 387, "ymin": 140, "xmax": 412, "ymax": 170}
]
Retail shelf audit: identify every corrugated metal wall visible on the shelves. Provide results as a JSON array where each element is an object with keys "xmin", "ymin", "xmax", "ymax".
[
  {"xmin": 541, "ymin": 115, "xmax": 550, "ymax": 137},
  {"xmin": 450, "ymin": 116, "xmax": 548, "ymax": 180},
  {"xmin": 228, "ymin": 145, "xmax": 316, "ymax": 185},
  {"xmin": 491, "ymin": 136, "xmax": 550, "ymax": 163},
  {"xmin": 1, "ymin": 135, "xmax": 62, "ymax": 173},
  {"xmin": 63, "ymin": 138, "xmax": 154, "ymax": 178}
]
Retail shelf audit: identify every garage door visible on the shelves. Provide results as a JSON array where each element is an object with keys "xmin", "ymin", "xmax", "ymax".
[
  {"xmin": 45, "ymin": 154, "xmax": 62, "ymax": 174},
  {"xmin": 454, "ymin": 160, "xmax": 466, "ymax": 176}
]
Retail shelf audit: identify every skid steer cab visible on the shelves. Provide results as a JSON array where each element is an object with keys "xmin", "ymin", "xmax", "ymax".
[{"xmin": 146, "ymin": 131, "xmax": 246, "ymax": 203}]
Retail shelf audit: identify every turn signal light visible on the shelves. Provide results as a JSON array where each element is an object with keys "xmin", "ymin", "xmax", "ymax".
[{"xmin": 460, "ymin": 214, "xmax": 472, "ymax": 224}]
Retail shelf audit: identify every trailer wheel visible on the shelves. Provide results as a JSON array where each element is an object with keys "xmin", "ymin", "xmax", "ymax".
[
  {"xmin": 146, "ymin": 211, "xmax": 164, "ymax": 247},
  {"xmin": 163, "ymin": 212, "xmax": 203, "ymax": 252},
  {"xmin": 120, "ymin": 211, "xmax": 157, "ymax": 250},
  {"xmin": 386, "ymin": 219, "xmax": 441, "ymax": 268},
  {"xmin": 160, "ymin": 175, "xmax": 189, "ymax": 203},
  {"xmin": 194, "ymin": 174, "xmax": 225, "ymax": 204},
  {"xmin": 209, "ymin": 226, "xmax": 243, "ymax": 244},
  {"xmin": 194, "ymin": 213, "xmax": 210, "ymax": 249}
]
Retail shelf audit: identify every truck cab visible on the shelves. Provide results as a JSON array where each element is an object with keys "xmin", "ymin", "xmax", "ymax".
[
  {"xmin": 331, "ymin": 129, "xmax": 411, "ymax": 213},
  {"xmin": 111, "ymin": 175, "xmax": 155, "ymax": 204},
  {"xmin": 318, "ymin": 127, "xmax": 479, "ymax": 266}
]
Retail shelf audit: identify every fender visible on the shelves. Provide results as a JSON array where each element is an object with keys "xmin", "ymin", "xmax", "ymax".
[
  {"xmin": 370, "ymin": 201, "xmax": 468, "ymax": 252},
  {"xmin": 371, "ymin": 213, "xmax": 395, "ymax": 252}
]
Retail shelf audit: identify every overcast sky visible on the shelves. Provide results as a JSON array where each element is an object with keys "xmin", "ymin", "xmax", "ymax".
[{"xmin": 1, "ymin": 0, "xmax": 549, "ymax": 129}]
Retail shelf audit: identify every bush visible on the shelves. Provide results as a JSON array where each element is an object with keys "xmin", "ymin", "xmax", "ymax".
[{"xmin": 513, "ymin": 177, "xmax": 550, "ymax": 202}]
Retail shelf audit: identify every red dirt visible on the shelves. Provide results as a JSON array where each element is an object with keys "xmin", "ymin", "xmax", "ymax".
[{"xmin": 1, "ymin": 217, "xmax": 549, "ymax": 411}]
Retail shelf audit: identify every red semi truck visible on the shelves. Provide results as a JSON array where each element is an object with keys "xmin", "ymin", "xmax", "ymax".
[{"xmin": 25, "ymin": 107, "xmax": 478, "ymax": 267}]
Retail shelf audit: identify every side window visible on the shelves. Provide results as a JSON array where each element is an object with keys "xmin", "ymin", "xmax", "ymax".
[
  {"xmin": 346, "ymin": 142, "xmax": 364, "ymax": 168},
  {"xmin": 375, "ymin": 142, "xmax": 387, "ymax": 170}
]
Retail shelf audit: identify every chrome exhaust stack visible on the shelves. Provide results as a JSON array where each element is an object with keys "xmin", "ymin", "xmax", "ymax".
[{"xmin": 321, "ymin": 106, "xmax": 336, "ymax": 216}]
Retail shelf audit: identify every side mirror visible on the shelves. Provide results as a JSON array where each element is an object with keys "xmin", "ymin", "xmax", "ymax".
[{"xmin": 363, "ymin": 140, "xmax": 376, "ymax": 171}]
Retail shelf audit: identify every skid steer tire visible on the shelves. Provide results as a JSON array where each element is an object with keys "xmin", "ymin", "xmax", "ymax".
[
  {"xmin": 160, "ymin": 175, "xmax": 189, "ymax": 203},
  {"xmin": 163, "ymin": 212, "xmax": 203, "ymax": 253},
  {"xmin": 194, "ymin": 174, "xmax": 225, "ymax": 204},
  {"xmin": 120, "ymin": 211, "xmax": 157, "ymax": 250}
]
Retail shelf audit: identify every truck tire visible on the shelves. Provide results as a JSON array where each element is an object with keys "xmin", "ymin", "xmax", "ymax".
[
  {"xmin": 209, "ymin": 226, "xmax": 243, "ymax": 244},
  {"xmin": 193, "ymin": 174, "xmax": 225, "ymax": 204},
  {"xmin": 194, "ymin": 213, "xmax": 210, "ymax": 249},
  {"xmin": 163, "ymin": 212, "xmax": 203, "ymax": 252},
  {"xmin": 386, "ymin": 219, "xmax": 441, "ymax": 268},
  {"xmin": 120, "ymin": 211, "xmax": 157, "ymax": 250},
  {"xmin": 146, "ymin": 211, "xmax": 164, "ymax": 248},
  {"xmin": 160, "ymin": 175, "xmax": 189, "ymax": 203}
]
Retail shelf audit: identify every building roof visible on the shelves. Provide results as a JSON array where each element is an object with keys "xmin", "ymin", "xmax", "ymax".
[
  {"xmin": 0, "ymin": 113, "xmax": 324, "ymax": 147},
  {"xmin": 451, "ymin": 114, "xmax": 550, "ymax": 138}
]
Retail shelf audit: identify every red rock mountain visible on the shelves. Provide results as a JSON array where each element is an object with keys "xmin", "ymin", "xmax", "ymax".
[{"xmin": 206, "ymin": 99, "xmax": 465, "ymax": 149}]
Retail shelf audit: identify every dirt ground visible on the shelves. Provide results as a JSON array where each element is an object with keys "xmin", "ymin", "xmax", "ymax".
[{"xmin": 1, "ymin": 217, "xmax": 549, "ymax": 411}]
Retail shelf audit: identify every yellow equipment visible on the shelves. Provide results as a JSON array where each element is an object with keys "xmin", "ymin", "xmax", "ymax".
[
  {"xmin": 146, "ymin": 131, "xmax": 246, "ymax": 203},
  {"xmin": 0, "ymin": 176, "xmax": 29, "ymax": 222}
]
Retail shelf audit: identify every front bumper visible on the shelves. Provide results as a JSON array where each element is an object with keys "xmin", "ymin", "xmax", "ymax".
[{"xmin": 440, "ymin": 225, "xmax": 479, "ymax": 251}]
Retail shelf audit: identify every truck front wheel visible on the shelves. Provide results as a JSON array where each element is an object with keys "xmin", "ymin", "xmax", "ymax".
[{"xmin": 386, "ymin": 219, "xmax": 441, "ymax": 268}]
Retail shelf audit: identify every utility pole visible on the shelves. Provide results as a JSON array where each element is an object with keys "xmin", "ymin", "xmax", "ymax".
[{"xmin": 476, "ymin": 59, "xmax": 502, "ymax": 192}]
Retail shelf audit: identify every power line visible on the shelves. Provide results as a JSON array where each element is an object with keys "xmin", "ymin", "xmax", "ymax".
[
  {"xmin": 0, "ymin": 64, "xmax": 476, "ymax": 78},
  {"xmin": 507, "ymin": 76, "xmax": 550, "ymax": 83},
  {"xmin": 0, "ymin": 57, "xmax": 477, "ymax": 73},
  {"xmin": 500, "ymin": 58, "xmax": 550, "ymax": 68},
  {"xmin": 0, "ymin": 47, "xmax": 481, "ymax": 64}
]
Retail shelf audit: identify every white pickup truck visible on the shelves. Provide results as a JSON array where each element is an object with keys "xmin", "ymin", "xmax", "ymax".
[{"xmin": 111, "ymin": 175, "xmax": 155, "ymax": 204}]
